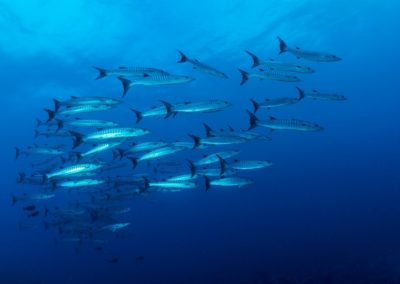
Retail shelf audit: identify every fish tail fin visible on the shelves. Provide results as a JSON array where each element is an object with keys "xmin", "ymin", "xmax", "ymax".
[
  {"xmin": 188, "ymin": 134, "xmax": 201, "ymax": 149},
  {"xmin": 35, "ymin": 118, "xmax": 42, "ymax": 128},
  {"xmin": 246, "ymin": 110, "xmax": 258, "ymax": 130},
  {"xmin": 295, "ymin": 86, "xmax": 305, "ymax": 100},
  {"xmin": 249, "ymin": 99, "xmax": 259, "ymax": 113},
  {"xmin": 11, "ymin": 195, "xmax": 17, "ymax": 205},
  {"xmin": 69, "ymin": 131, "xmax": 84, "ymax": 149},
  {"xmin": 177, "ymin": 50, "xmax": 188, "ymax": 63},
  {"xmin": 34, "ymin": 129, "xmax": 39, "ymax": 138},
  {"xmin": 186, "ymin": 159, "xmax": 196, "ymax": 177},
  {"xmin": 159, "ymin": 100, "xmax": 174, "ymax": 118},
  {"xmin": 216, "ymin": 155, "xmax": 227, "ymax": 176},
  {"xmin": 93, "ymin": 66, "xmax": 107, "ymax": 80},
  {"xmin": 117, "ymin": 76, "xmax": 131, "ymax": 97},
  {"xmin": 72, "ymin": 151, "xmax": 82, "ymax": 162},
  {"xmin": 204, "ymin": 176, "xmax": 211, "ymax": 192},
  {"xmin": 55, "ymin": 119, "xmax": 64, "ymax": 131},
  {"xmin": 116, "ymin": 148, "xmax": 125, "ymax": 160},
  {"xmin": 129, "ymin": 108, "xmax": 142, "ymax": 123},
  {"xmin": 15, "ymin": 147, "xmax": 20, "ymax": 160},
  {"xmin": 43, "ymin": 109, "xmax": 55, "ymax": 122},
  {"xmin": 127, "ymin": 157, "xmax": 138, "ymax": 169},
  {"xmin": 245, "ymin": 51, "xmax": 261, "ymax": 68},
  {"xmin": 16, "ymin": 172, "xmax": 26, "ymax": 183},
  {"xmin": 238, "ymin": 69, "xmax": 249, "ymax": 86},
  {"xmin": 142, "ymin": 176, "xmax": 149, "ymax": 191},
  {"xmin": 277, "ymin": 36, "xmax": 287, "ymax": 54},
  {"xmin": 202, "ymin": 122, "xmax": 214, "ymax": 137},
  {"xmin": 52, "ymin": 99, "xmax": 61, "ymax": 112}
]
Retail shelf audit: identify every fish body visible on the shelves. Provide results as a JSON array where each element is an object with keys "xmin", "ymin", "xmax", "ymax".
[
  {"xmin": 12, "ymin": 193, "xmax": 56, "ymax": 205},
  {"xmin": 189, "ymin": 134, "xmax": 247, "ymax": 149},
  {"xmin": 123, "ymin": 141, "xmax": 169, "ymax": 156},
  {"xmin": 46, "ymin": 163, "xmax": 103, "ymax": 179},
  {"xmin": 247, "ymin": 111, "xmax": 324, "ymax": 132},
  {"xmin": 70, "ymin": 128, "xmax": 149, "ymax": 148},
  {"xmin": 78, "ymin": 141, "xmax": 124, "ymax": 159},
  {"xmin": 238, "ymin": 69, "xmax": 300, "ymax": 85},
  {"xmin": 101, "ymin": 223, "xmax": 130, "ymax": 232},
  {"xmin": 138, "ymin": 146, "xmax": 185, "ymax": 162},
  {"xmin": 57, "ymin": 179, "xmax": 106, "ymax": 188},
  {"xmin": 194, "ymin": 150, "xmax": 240, "ymax": 166},
  {"xmin": 245, "ymin": 51, "xmax": 315, "ymax": 73},
  {"xmin": 15, "ymin": 146, "xmax": 64, "ymax": 159},
  {"xmin": 177, "ymin": 50, "xmax": 228, "ymax": 78},
  {"xmin": 65, "ymin": 119, "xmax": 119, "ymax": 128},
  {"xmin": 130, "ymin": 106, "xmax": 168, "ymax": 123},
  {"xmin": 277, "ymin": 36, "xmax": 341, "ymax": 62},
  {"xmin": 148, "ymin": 181, "xmax": 197, "ymax": 190},
  {"xmin": 205, "ymin": 176, "xmax": 254, "ymax": 191},
  {"xmin": 305, "ymin": 90, "xmax": 347, "ymax": 101},
  {"xmin": 53, "ymin": 96, "xmax": 122, "ymax": 111},
  {"xmin": 118, "ymin": 73, "xmax": 195, "ymax": 96},
  {"xmin": 250, "ymin": 87, "xmax": 304, "ymax": 112},
  {"xmin": 93, "ymin": 66, "xmax": 169, "ymax": 80},
  {"xmin": 162, "ymin": 100, "xmax": 231, "ymax": 114}
]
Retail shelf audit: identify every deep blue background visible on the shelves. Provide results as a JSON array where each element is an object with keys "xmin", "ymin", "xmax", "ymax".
[{"xmin": 1, "ymin": 1, "xmax": 400, "ymax": 283}]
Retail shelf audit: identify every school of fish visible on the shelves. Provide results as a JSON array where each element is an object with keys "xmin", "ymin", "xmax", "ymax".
[{"xmin": 14, "ymin": 37, "xmax": 345, "ymax": 249}]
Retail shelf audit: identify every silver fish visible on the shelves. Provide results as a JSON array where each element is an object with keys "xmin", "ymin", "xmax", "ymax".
[
  {"xmin": 69, "ymin": 128, "xmax": 149, "ymax": 148},
  {"xmin": 177, "ymin": 50, "xmax": 228, "ymax": 79},
  {"xmin": 217, "ymin": 155, "xmax": 273, "ymax": 175},
  {"xmin": 15, "ymin": 146, "xmax": 64, "ymax": 159},
  {"xmin": 194, "ymin": 150, "xmax": 240, "ymax": 166},
  {"xmin": 238, "ymin": 69, "xmax": 300, "ymax": 85},
  {"xmin": 277, "ymin": 36, "xmax": 341, "ymax": 62},
  {"xmin": 93, "ymin": 66, "xmax": 169, "ymax": 80},
  {"xmin": 247, "ymin": 111, "xmax": 324, "ymax": 132},
  {"xmin": 46, "ymin": 163, "xmax": 103, "ymax": 179},
  {"xmin": 52, "ymin": 96, "xmax": 122, "ymax": 111},
  {"xmin": 118, "ymin": 73, "xmax": 195, "ymax": 97},
  {"xmin": 245, "ymin": 51, "xmax": 315, "ymax": 73},
  {"xmin": 204, "ymin": 176, "xmax": 254, "ymax": 191},
  {"xmin": 250, "ymin": 87, "xmax": 304, "ymax": 112},
  {"xmin": 305, "ymin": 89, "xmax": 347, "ymax": 101}
]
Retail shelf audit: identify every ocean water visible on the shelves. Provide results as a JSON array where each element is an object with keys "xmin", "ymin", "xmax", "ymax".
[{"xmin": 1, "ymin": 0, "xmax": 400, "ymax": 283}]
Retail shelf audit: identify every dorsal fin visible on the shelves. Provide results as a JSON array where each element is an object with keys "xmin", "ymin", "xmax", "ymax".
[
  {"xmin": 71, "ymin": 96, "xmax": 78, "ymax": 99},
  {"xmin": 143, "ymin": 73, "xmax": 150, "ymax": 77},
  {"xmin": 295, "ymin": 46, "xmax": 300, "ymax": 50},
  {"xmin": 184, "ymin": 102, "xmax": 190, "ymax": 105},
  {"xmin": 269, "ymin": 116, "xmax": 277, "ymax": 120},
  {"xmin": 269, "ymin": 58, "xmax": 275, "ymax": 61},
  {"xmin": 118, "ymin": 66, "xmax": 127, "ymax": 69},
  {"xmin": 312, "ymin": 89, "xmax": 318, "ymax": 93}
]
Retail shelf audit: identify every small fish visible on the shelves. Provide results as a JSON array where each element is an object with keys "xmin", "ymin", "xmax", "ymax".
[
  {"xmin": 130, "ymin": 106, "xmax": 168, "ymax": 123},
  {"xmin": 23, "ymin": 205, "xmax": 36, "ymax": 211},
  {"xmin": 238, "ymin": 69, "xmax": 300, "ymax": 85},
  {"xmin": 69, "ymin": 128, "xmax": 149, "ymax": 148},
  {"xmin": 204, "ymin": 176, "xmax": 254, "ymax": 191},
  {"xmin": 177, "ymin": 50, "xmax": 228, "ymax": 78},
  {"xmin": 249, "ymin": 87, "xmax": 305, "ymax": 112},
  {"xmin": 45, "ymin": 163, "xmax": 103, "ymax": 180},
  {"xmin": 277, "ymin": 36, "xmax": 341, "ymax": 62},
  {"xmin": 101, "ymin": 223, "xmax": 130, "ymax": 232},
  {"xmin": 93, "ymin": 66, "xmax": 169, "ymax": 80},
  {"xmin": 247, "ymin": 111, "xmax": 324, "ymax": 132},
  {"xmin": 74, "ymin": 141, "xmax": 124, "ymax": 160},
  {"xmin": 245, "ymin": 50, "xmax": 315, "ymax": 73},
  {"xmin": 217, "ymin": 155, "xmax": 273, "ymax": 176},
  {"xmin": 12, "ymin": 193, "xmax": 55, "ymax": 205},
  {"xmin": 15, "ymin": 146, "xmax": 64, "ymax": 159},
  {"xmin": 62, "ymin": 118, "xmax": 119, "ymax": 129},
  {"xmin": 194, "ymin": 150, "xmax": 240, "ymax": 166},
  {"xmin": 52, "ymin": 96, "xmax": 122, "ymax": 111},
  {"xmin": 44, "ymin": 104, "xmax": 115, "ymax": 121},
  {"xmin": 188, "ymin": 134, "xmax": 247, "ymax": 149},
  {"xmin": 117, "ymin": 141, "xmax": 169, "ymax": 158},
  {"xmin": 118, "ymin": 73, "xmax": 195, "ymax": 97},
  {"xmin": 143, "ymin": 177, "xmax": 197, "ymax": 190},
  {"xmin": 160, "ymin": 100, "xmax": 232, "ymax": 116},
  {"xmin": 304, "ymin": 89, "xmax": 347, "ymax": 101},
  {"xmin": 128, "ymin": 146, "xmax": 186, "ymax": 169},
  {"xmin": 56, "ymin": 178, "xmax": 106, "ymax": 188}
]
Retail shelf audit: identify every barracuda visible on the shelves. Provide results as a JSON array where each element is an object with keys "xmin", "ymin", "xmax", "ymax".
[
  {"xmin": 177, "ymin": 50, "xmax": 228, "ymax": 79},
  {"xmin": 245, "ymin": 50, "xmax": 315, "ymax": 73},
  {"xmin": 277, "ymin": 36, "xmax": 341, "ymax": 62},
  {"xmin": 238, "ymin": 69, "xmax": 300, "ymax": 85},
  {"xmin": 250, "ymin": 87, "xmax": 305, "ymax": 112},
  {"xmin": 69, "ymin": 127, "xmax": 149, "ymax": 148}
]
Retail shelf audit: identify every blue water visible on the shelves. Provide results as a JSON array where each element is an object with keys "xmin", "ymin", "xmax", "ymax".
[{"xmin": 1, "ymin": 1, "xmax": 400, "ymax": 283}]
